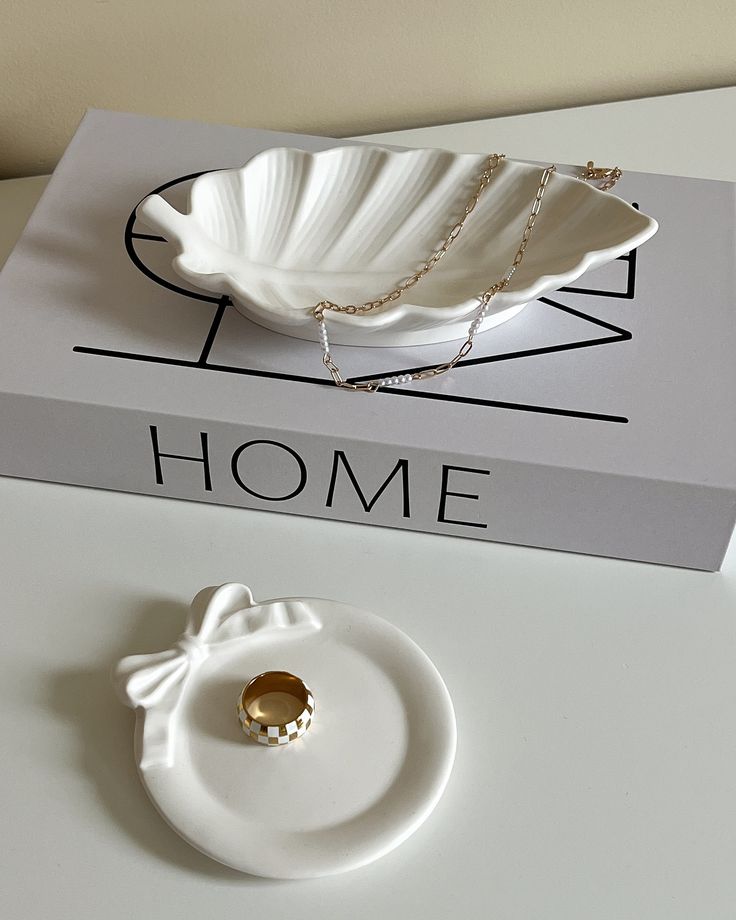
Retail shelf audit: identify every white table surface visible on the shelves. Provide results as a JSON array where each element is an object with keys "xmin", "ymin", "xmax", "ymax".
[{"xmin": 3, "ymin": 87, "xmax": 736, "ymax": 920}]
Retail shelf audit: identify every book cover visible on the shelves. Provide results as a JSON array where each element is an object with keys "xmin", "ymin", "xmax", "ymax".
[{"xmin": 1, "ymin": 108, "xmax": 735, "ymax": 569}]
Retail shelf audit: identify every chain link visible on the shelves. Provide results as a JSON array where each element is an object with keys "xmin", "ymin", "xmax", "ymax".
[{"xmin": 313, "ymin": 156, "xmax": 621, "ymax": 391}]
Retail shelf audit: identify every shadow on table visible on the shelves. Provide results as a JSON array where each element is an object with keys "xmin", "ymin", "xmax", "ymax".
[{"xmin": 46, "ymin": 596, "xmax": 282, "ymax": 885}]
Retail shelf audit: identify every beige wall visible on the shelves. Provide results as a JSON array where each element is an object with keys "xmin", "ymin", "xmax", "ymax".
[{"xmin": 2, "ymin": 0, "xmax": 735, "ymax": 178}]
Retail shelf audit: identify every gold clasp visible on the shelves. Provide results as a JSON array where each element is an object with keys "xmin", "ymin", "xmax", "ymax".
[
  {"xmin": 583, "ymin": 161, "xmax": 609, "ymax": 180},
  {"xmin": 581, "ymin": 161, "xmax": 622, "ymax": 191}
]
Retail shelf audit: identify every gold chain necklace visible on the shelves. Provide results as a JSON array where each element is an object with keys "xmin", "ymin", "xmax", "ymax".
[{"xmin": 312, "ymin": 157, "xmax": 621, "ymax": 392}]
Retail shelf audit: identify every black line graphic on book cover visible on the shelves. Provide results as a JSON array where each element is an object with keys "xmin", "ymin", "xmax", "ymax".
[{"xmin": 73, "ymin": 169, "xmax": 641, "ymax": 424}]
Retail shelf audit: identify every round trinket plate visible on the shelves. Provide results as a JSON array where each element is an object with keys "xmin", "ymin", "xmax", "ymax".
[{"xmin": 114, "ymin": 583, "xmax": 456, "ymax": 878}]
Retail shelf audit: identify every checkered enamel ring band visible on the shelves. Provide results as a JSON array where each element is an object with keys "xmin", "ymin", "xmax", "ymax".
[{"xmin": 237, "ymin": 671, "xmax": 315, "ymax": 746}]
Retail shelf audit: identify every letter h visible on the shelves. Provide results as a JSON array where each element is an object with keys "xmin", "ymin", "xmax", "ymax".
[{"xmin": 149, "ymin": 425, "xmax": 212, "ymax": 492}]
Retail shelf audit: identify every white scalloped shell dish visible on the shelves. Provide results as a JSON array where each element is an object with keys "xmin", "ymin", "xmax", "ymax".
[{"xmin": 138, "ymin": 145, "xmax": 658, "ymax": 347}]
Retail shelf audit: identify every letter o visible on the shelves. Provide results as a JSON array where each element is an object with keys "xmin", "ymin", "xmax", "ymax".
[{"xmin": 231, "ymin": 440, "xmax": 307, "ymax": 501}]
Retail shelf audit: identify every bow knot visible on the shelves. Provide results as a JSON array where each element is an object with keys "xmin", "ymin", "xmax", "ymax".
[{"xmin": 175, "ymin": 634, "xmax": 207, "ymax": 666}]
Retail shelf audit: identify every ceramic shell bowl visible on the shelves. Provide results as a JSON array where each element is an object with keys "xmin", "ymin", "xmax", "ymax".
[{"xmin": 138, "ymin": 145, "xmax": 658, "ymax": 347}]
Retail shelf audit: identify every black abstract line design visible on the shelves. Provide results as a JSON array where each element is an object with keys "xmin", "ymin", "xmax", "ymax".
[
  {"xmin": 74, "ymin": 169, "xmax": 641, "ymax": 424},
  {"xmin": 197, "ymin": 297, "xmax": 229, "ymax": 365},
  {"xmin": 71, "ymin": 344, "xmax": 629, "ymax": 424}
]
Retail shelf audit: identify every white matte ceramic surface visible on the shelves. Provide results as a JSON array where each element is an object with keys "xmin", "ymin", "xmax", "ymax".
[
  {"xmin": 137, "ymin": 145, "xmax": 658, "ymax": 346},
  {"xmin": 113, "ymin": 583, "xmax": 456, "ymax": 879}
]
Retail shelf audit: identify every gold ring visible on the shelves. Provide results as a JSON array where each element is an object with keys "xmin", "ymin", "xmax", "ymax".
[{"xmin": 236, "ymin": 671, "xmax": 315, "ymax": 746}]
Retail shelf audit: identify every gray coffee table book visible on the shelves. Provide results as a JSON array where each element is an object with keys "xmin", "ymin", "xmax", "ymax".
[{"xmin": 0, "ymin": 108, "xmax": 734, "ymax": 570}]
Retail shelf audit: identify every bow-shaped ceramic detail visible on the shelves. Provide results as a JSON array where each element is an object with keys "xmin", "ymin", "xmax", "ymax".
[{"xmin": 113, "ymin": 582, "xmax": 322, "ymax": 769}]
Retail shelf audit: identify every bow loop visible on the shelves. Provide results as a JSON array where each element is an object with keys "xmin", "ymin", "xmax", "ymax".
[
  {"xmin": 115, "ymin": 648, "xmax": 189, "ymax": 709},
  {"xmin": 184, "ymin": 582, "xmax": 255, "ymax": 642}
]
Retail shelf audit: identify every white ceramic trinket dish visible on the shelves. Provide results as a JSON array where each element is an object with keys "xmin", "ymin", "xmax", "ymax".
[
  {"xmin": 113, "ymin": 583, "xmax": 456, "ymax": 878},
  {"xmin": 138, "ymin": 145, "xmax": 658, "ymax": 347}
]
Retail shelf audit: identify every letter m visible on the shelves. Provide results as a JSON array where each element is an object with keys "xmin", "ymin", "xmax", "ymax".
[{"xmin": 326, "ymin": 451, "xmax": 410, "ymax": 518}]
